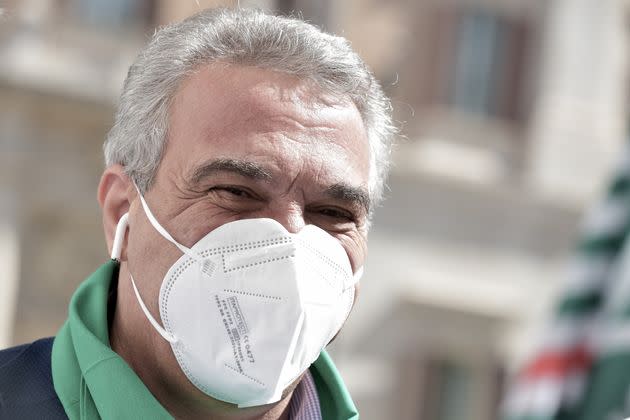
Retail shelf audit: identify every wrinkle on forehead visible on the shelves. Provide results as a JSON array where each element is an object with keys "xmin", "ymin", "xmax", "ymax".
[
  {"xmin": 233, "ymin": 80, "xmax": 360, "ymax": 137},
  {"xmin": 174, "ymin": 63, "xmax": 362, "ymax": 131},
  {"xmin": 243, "ymin": 76, "xmax": 351, "ymax": 112},
  {"xmin": 166, "ymin": 62, "xmax": 371, "ymax": 185}
]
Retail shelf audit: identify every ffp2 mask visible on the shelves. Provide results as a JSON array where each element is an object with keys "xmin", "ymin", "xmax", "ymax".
[{"xmin": 111, "ymin": 193, "xmax": 362, "ymax": 407}]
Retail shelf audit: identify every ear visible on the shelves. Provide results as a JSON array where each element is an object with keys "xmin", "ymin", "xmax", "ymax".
[{"xmin": 98, "ymin": 164, "xmax": 133, "ymax": 258}]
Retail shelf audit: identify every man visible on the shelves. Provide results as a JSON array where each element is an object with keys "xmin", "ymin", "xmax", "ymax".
[{"xmin": 0, "ymin": 7, "xmax": 394, "ymax": 420}]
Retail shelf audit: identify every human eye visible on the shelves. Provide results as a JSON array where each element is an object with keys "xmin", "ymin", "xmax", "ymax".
[
  {"xmin": 307, "ymin": 204, "xmax": 364, "ymax": 233},
  {"xmin": 207, "ymin": 185, "xmax": 258, "ymax": 200},
  {"xmin": 317, "ymin": 206, "xmax": 355, "ymax": 222}
]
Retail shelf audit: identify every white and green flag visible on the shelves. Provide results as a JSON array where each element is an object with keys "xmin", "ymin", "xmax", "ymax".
[{"xmin": 503, "ymin": 145, "xmax": 630, "ymax": 420}]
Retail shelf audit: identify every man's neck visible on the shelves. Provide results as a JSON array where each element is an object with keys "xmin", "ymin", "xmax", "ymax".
[{"xmin": 109, "ymin": 263, "xmax": 292, "ymax": 420}]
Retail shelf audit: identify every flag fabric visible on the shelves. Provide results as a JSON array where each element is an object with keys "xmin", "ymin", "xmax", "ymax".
[{"xmin": 503, "ymin": 144, "xmax": 630, "ymax": 420}]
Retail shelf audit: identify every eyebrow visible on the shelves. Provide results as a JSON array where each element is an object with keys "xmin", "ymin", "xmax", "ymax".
[
  {"xmin": 190, "ymin": 158, "xmax": 371, "ymax": 213},
  {"xmin": 190, "ymin": 158, "xmax": 273, "ymax": 184},
  {"xmin": 325, "ymin": 183, "xmax": 371, "ymax": 215}
]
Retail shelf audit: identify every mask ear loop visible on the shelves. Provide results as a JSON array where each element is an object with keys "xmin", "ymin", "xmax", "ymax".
[
  {"xmin": 111, "ymin": 212, "xmax": 178, "ymax": 344},
  {"xmin": 343, "ymin": 266, "xmax": 363, "ymax": 291},
  {"xmin": 111, "ymin": 213, "xmax": 129, "ymax": 261},
  {"xmin": 130, "ymin": 273, "xmax": 178, "ymax": 344},
  {"xmin": 134, "ymin": 184, "xmax": 217, "ymax": 279},
  {"xmin": 134, "ymin": 185, "xmax": 204, "ymax": 265},
  {"xmin": 353, "ymin": 266, "xmax": 364, "ymax": 284}
]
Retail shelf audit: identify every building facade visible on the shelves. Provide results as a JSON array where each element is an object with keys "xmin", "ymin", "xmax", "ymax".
[{"xmin": 1, "ymin": 0, "xmax": 628, "ymax": 418}]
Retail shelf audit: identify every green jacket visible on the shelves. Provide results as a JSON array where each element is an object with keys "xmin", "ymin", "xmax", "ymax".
[{"xmin": 52, "ymin": 260, "xmax": 359, "ymax": 419}]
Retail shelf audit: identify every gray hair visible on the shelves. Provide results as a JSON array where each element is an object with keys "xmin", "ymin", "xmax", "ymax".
[{"xmin": 104, "ymin": 7, "xmax": 395, "ymax": 209}]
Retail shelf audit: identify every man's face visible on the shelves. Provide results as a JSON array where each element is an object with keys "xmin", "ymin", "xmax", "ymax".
[
  {"xmin": 127, "ymin": 64, "xmax": 370, "ymax": 292},
  {"xmin": 121, "ymin": 64, "xmax": 371, "ymax": 397}
]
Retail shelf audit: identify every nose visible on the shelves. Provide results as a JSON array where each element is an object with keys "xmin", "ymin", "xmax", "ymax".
[{"xmin": 263, "ymin": 203, "xmax": 305, "ymax": 234}]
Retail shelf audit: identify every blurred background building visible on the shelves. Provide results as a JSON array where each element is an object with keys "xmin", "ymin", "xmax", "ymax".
[{"xmin": 0, "ymin": 0, "xmax": 628, "ymax": 419}]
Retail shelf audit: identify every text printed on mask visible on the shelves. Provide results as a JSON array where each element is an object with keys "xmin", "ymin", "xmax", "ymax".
[{"xmin": 215, "ymin": 294, "xmax": 256, "ymax": 373}]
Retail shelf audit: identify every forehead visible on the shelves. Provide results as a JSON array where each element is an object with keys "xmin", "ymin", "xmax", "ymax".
[{"xmin": 164, "ymin": 64, "xmax": 370, "ymax": 187}]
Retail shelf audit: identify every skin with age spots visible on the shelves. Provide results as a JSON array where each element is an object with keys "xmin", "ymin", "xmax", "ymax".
[{"xmin": 97, "ymin": 64, "xmax": 371, "ymax": 420}]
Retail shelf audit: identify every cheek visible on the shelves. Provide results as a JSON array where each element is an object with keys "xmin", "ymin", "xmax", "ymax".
[
  {"xmin": 353, "ymin": 282, "xmax": 361, "ymax": 303},
  {"xmin": 337, "ymin": 233, "xmax": 367, "ymax": 273},
  {"xmin": 129, "ymin": 225, "xmax": 178, "ymax": 276},
  {"xmin": 125, "ymin": 209, "xmax": 184, "ymax": 317},
  {"xmin": 164, "ymin": 202, "xmax": 243, "ymax": 248}
]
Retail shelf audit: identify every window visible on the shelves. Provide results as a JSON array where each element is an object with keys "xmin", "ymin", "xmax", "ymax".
[
  {"xmin": 69, "ymin": 0, "xmax": 155, "ymax": 28},
  {"xmin": 451, "ymin": 10, "xmax": 531, "ymax": 122},
  {"xmin": 415, "ymin": 5, "xmax": 533, "ymax": 125},
  {"xmin": 422, "ymin": 359, "xmax": 473, "ymax": 420},
  {"xmin": 398, "ymin": 351, "xmax": 504, "ymax": 420}
]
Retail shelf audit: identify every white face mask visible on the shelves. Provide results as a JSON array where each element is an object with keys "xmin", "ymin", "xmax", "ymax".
[{"xmin": 111, "ymin": 193, "xmax": 363, "ymax": 408}]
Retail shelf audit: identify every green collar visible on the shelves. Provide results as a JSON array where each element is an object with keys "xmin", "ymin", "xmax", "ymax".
[{"xmin": 51, "ymin": 260, "xmax": 358, "ymax": 419}]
